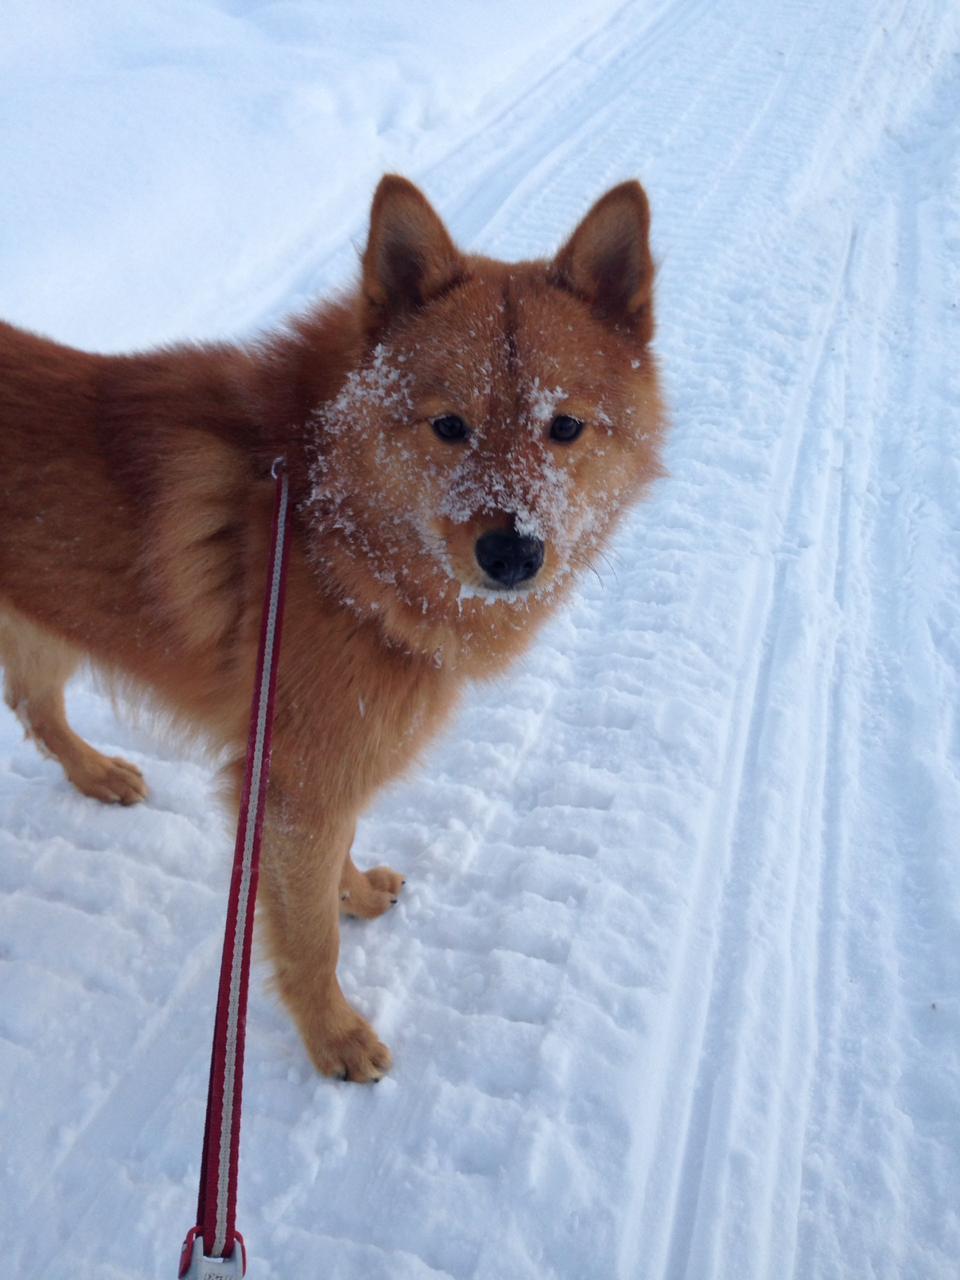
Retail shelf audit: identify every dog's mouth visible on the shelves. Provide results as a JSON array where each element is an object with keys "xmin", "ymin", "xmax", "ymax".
[{"xmin": 457, "ymin": 581, "xmax": 536, "ymax": 606}]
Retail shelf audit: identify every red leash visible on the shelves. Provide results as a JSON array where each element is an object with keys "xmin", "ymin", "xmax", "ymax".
[{"xmin": 179, "ymin": 459, "xmax": 291, "ymax": 1278}]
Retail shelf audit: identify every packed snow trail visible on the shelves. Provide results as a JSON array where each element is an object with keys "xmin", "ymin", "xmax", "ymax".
[{"xmin": 2, "ymin": 2, "xmax": 959, "ymax": 1278}]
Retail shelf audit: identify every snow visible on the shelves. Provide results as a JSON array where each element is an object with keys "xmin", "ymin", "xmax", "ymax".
[{"xmin": 2, "ymin": 2, "xmax": 959, "ymax": 1278}]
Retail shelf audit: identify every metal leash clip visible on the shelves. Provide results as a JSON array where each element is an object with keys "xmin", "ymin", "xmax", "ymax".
[{"xmin": 179, "ymin": 1228, "xmax": 247, "ymax": 1277}]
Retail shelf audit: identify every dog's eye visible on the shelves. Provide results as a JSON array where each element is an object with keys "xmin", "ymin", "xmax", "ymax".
[
  {"xmin": 549, "ymin": 414, "xmax": 585, "ymax": 443},
  {"xmin": 432, "ymin": 414, "xmax": 470, "ymax": 443}
]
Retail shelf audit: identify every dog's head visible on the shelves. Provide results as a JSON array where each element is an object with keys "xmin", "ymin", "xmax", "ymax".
[{"xmin": 306, "ymin": 176, "xmax": 666, "ymax": 664}]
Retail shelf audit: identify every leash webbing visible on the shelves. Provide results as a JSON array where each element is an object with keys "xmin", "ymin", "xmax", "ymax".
[{"xmin": 179, "ymin": 460, "xmax": 290, "ymax": 1278}]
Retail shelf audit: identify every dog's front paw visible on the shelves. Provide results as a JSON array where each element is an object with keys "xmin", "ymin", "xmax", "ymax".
[
  {"xmin": 339, "ymin": 862, "xmax": 405, "ymax": 920},
  {"xmin": 309, "ymin": 1008, "xmax": 392, "ymax": 1083}
]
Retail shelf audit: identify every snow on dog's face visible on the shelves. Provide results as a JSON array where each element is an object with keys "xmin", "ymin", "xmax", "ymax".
[{"xmin": 307, "ymin": 177, "xmax": 666, "ymax": 665}]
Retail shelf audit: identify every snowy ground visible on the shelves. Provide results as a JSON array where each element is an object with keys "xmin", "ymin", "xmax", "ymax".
[{"xmin": 2, "ymin": 2, "xmax": 959, "ymax": 1277}]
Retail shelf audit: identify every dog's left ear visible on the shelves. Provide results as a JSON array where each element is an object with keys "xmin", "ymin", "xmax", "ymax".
[
  {"xmin": 551, "ymin": 181, "xmax": 655, "ymax": 343},
  {"xmin": 362, "ymin": 175, "xmax": 466, "ymax": 330}
]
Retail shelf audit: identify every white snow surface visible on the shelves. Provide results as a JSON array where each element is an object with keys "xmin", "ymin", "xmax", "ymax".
[{"xmin": 2, "ymin": 2, "xmax": 960, "ymax": 1277}]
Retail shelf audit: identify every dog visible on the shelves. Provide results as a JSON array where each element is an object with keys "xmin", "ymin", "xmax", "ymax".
[{"xmin": 0, "ymin": 175, "xmax": 666, "ymax": 1081}]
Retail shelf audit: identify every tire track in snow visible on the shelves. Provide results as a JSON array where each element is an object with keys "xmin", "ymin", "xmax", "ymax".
[
  {"xmin": 789, "ymin": 206, "xmax": 895, "ymax": 1280},
  {"xmin": 750, "ymin": 225, "xmax": 868, "ymax": 1280},
  {"xmin": 623, "ymin": 225, "xmax": 854, "ymax": 1280},
  {"xmin": 795, "ymin": 64, "xmax": 960, "ymax": 1271},
  {"xmin": 614, "ymin": 5, "xmax": 960, "ymax": 1275}
]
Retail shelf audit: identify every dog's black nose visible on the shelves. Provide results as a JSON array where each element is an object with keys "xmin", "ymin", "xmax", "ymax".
[{"xmin": 475, "ymin": 531, "xmax": 545, "ymax": 588}]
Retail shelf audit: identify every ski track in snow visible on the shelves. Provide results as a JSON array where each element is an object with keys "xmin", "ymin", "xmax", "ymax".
[{"xmin": 2, "ymin": 2, "xmax": 959, "ymax": 1277}]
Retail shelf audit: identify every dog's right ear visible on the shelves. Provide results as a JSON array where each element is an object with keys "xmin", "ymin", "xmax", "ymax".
[{"xmin": 361, "ymin": 176, "xmax": 466, "ymax": 330}]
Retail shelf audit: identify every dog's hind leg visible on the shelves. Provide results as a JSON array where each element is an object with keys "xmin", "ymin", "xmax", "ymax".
[{"xmin": 0, "ymin": 608, "xmax": 147, "ymax": 805}]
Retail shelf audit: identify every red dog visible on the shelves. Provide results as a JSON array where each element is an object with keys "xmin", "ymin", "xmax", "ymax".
[{"xmin": 0, "ymin": 176, "xmax": 666, "ymax": 1079}]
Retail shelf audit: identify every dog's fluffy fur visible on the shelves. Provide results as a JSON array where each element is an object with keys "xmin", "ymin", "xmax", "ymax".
[{"xmin": 0, "ymin": 176, "xmax": 665, "ymax": 1080}]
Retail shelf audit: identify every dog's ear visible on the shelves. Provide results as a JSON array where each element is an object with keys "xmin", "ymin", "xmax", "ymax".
[
  {"xmin": 551, "ymin": 181, "xmax": 655, "ymax": 343},
  {"xmin": 362, "ymin": 176, "xmax": 466, "ymax": 329}
]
